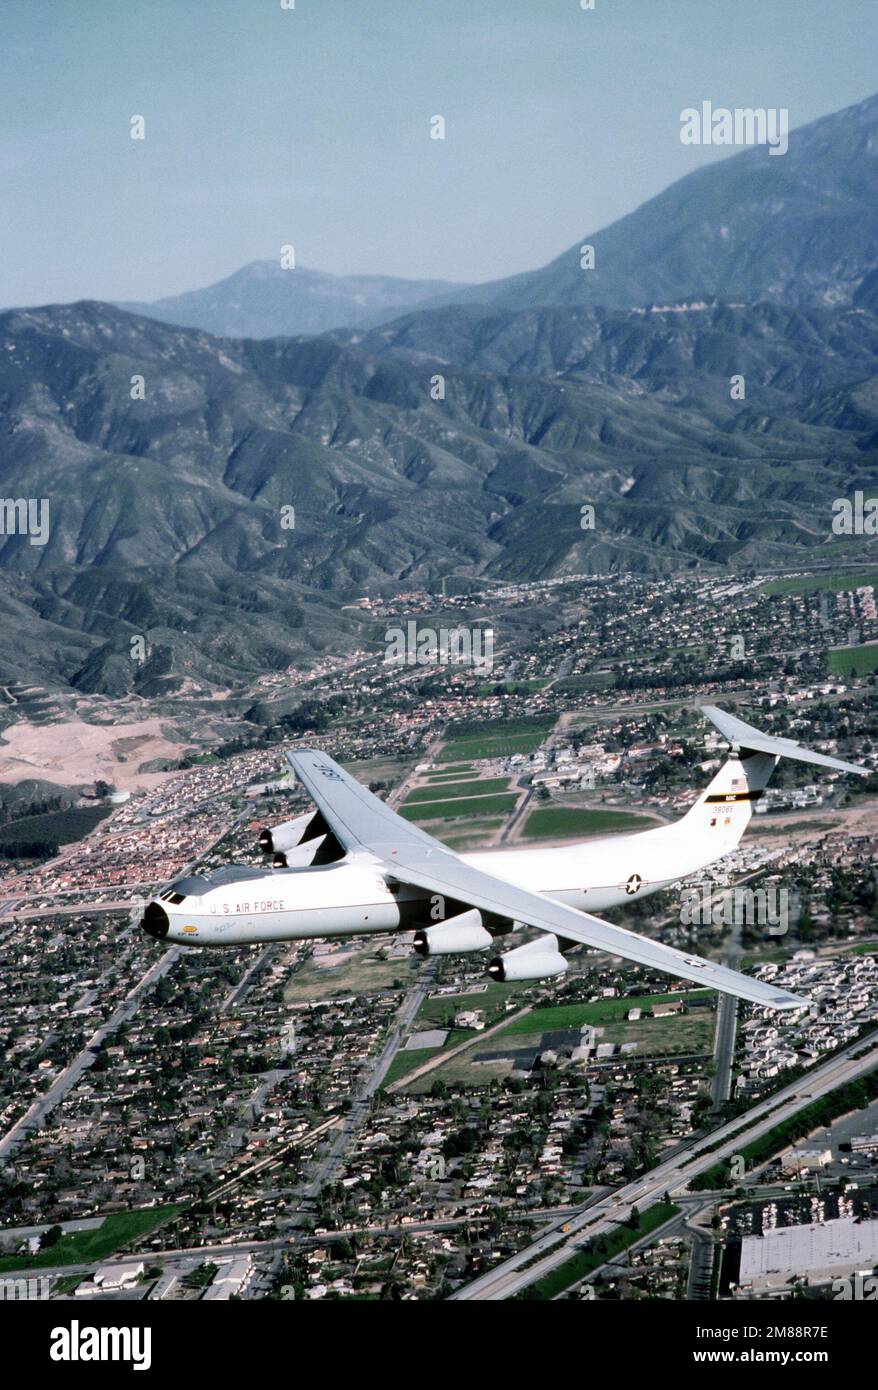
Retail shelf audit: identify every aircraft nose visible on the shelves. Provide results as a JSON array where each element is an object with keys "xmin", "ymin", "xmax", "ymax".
[{"xmin": 141, "ymin": 901, "xmax": 170, "ymax": 940}]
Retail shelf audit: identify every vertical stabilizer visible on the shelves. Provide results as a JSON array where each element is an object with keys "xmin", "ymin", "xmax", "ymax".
[{"xmin": 676, "ymin": 751, "xmax": 777, "ymax": 853}]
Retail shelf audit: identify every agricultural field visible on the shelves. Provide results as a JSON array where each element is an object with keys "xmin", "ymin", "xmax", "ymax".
[
  {"xmin": 404, "ymin": 777, "xmax": 511, "ymax": 803},
  {"xmin": 761, "ymin": 570, "xmax": 878, "ymax": 598},
  {"xmin": 437, "ymin": 716, "xmax": 555, "ymax": 764},
  {"xmin": 0, "ymin": 803, "xmax": 113, "ymax": 850},
  {"xmin": 438, "ymin": 819, "xmax": 507, "ymax": 849},
  {"xmin": 437, "ymin": 732, "xmax": 549, "ymax": 762},
  {"xmin": 827, "ymin": 643, "xmax": 878, "ymax": 676},
  {"xmin": 422, "ymin": 769, "xmax": 478, "ymax": 782},
  {"xmin": 400, "ymin": 793, "xmax": 519, "ymax": 821},
  {"xmin": 521, "ymin": 806, "xmax": 659, "ymax": 839},
  {"xmin": 343, "ymin": 755, "xmax": 414, "ymax": 786},
  {"xmin": 749, "ymin": 817, "xmax": 837, "ymax": 836}
]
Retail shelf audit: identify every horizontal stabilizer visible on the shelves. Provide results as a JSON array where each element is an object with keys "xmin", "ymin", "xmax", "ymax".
[{"xmin": 701, "ymin": 705, "xmax": 869, "ymax": 778}]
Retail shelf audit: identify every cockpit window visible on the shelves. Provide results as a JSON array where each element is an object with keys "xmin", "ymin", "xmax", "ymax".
[{"xmin": 160, "ymin": 890, "xmax": 186, "ymax": 904}]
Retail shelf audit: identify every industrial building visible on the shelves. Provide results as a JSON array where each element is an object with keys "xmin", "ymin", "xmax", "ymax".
[{"xmin": 738, "ymin": 1216, "xmax": 878, "ymax": 1293}]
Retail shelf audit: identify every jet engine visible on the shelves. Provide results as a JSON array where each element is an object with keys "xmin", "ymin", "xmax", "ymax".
[
  {"xmin": 413, "ymin": 908, "xmax": 493, "ymax": 957},
  {"xmin": 257, "ymin": 811, "xmax": 316, "ymax": 857},
  {"xmin": 271, "ymin": 835, "xmax": 328, "ymax": 869},
  {"xmin": 487, "ymin": 934, "xmax": 568, "ymax": 982}
]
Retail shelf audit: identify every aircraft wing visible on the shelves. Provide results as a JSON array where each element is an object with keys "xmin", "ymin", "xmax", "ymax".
[
  {"xmin": 701, "ymin": 705, "xmax": 870, "ymax": 777},
  {"xmin": 285, "ymin": 749, "xmax": 808, "ymax": 1011}
]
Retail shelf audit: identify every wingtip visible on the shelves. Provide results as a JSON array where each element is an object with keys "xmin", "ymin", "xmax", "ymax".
[{"xmin": 770, "ymin": 992, "xmax": 810, "ymax": 1011}]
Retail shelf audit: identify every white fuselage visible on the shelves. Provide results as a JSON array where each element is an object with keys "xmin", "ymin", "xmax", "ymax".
[{"xmin": 143, "ymin": 820, "xmax": 721, "ymax": 948}]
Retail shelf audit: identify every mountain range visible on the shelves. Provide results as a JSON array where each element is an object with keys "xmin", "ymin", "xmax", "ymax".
[
  {"xmin": 120, "ymin": 264, "xmax": 466, "ymax": 340},
  {"xmin": 1, "ymin": 91, "xmax": 877, "ymax": 696},
  {"xmin": 119, "ymin": 93, "xmax": 878, "ymax": 340}
]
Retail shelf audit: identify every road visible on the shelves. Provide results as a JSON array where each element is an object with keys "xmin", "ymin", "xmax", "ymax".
[
  {"xmin": 0, "ymin": 808, "xmax": 250, "ymax": 1165},
  {"xmin": 711, "ymin": 991, "xmax": 738, "ymax": 1111},
  {"xmin": 385, "ymin": 1003, "xmax": 532, "ymax": 1095},
  {"xmin": 0, "ymin": 1205, "xmax": 588, "ymax": 1286},
  {"xmin": 0, "ymin": 946, "xmax": 180, "ymax": 1163},
  {"xmin": 298, "ymin": 960, "xmax": 438, "ymax": 1201},
  {"xmin": 684, "ymin": 1210, "xmax": 717, "ymax": 1300},
  {"xmin": 220, "ymin": 943, "xmax": 277, "ymax": 1013},
  {"xmin": 499, "ymin": 785, "xmax": 534, "ymax": 845}
]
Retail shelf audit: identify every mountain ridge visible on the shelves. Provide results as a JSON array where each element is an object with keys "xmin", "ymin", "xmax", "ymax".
[
  {"xmin": 114, "ymin": 91, "xmax": 878, "ymax": 340},
  {"xmin": 118, "ymin": 263, "xmax": 469, "ymax": 340},
  {"xmin": 0, "ymin": 297, "xmax": 876, "ymax": 694}
]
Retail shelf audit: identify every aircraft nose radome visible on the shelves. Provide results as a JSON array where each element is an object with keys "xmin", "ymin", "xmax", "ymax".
[{"xmin": 141, "ymin": 901, "xmax": 170, "ymax": 940}]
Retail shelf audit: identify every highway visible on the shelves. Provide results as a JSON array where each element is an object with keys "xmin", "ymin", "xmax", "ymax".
[
  {"xmin": 711, "ymin": 990, "xmax": 738, "ymax": 1111},
  {"xmin": 450, "ymin": 1024, "xmax": 878, "ymax": 1299}
]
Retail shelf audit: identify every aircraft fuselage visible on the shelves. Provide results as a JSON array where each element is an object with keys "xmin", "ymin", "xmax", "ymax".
[{"xmin": 141, "ymin": 831, "xmax": 697, "ymax": 948}]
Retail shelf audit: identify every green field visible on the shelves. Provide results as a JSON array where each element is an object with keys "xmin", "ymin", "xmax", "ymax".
[
  {"xmin": 0, "ymin": 1206, "xmax": 181, "ymax": 1274},
  {"xmin": 382, "ymin": 1047, "xmax": 440, "ymax": 1088},
  {"xmin": 400, "ymin": 793, "xmax": 519, "ymax": 821},
  {"xmin": 500, "ymin": 991, "xmax": 710, "ymax": 1034},
  {"xmin": 396, "ymin": 992, "xmax": 714, "ymax": 1091},
  {"xmin": 475, "ymin": 678, "xmax": 551, "ymax": 694},
  {"xmin": 438, "ymin": 732, "xmax": 550, "ymax": 762},
  {"xmin": 405, "ymin": 777, "xmax": 511, "ymax": 803},
  {"xmin": 0, "ymin": 803, "xmax": 113, "ymax": 851},
  {"xmin": 416, "ymin": 981, "xmax": 513, "ymax": 1024},
  {"xmin": 554, "ymin": 672, "xmax": 616, "ymax": 694},
  {"xmin": 827, "ymin": 643, "xmax": 878, "ymax": 675},
  {"xmin": 423, "ymin": 769, "xmax": 478, "ymax": 782},
  {"xmin": 762, "ymin": 571, "xmax": 878, "ymax": 597},
  {"xmin": 521, "ymin": 806, "xmax": 659, "ymax": 839},
  {"xmin": 381, "ymin": 1029, "xmax": 471, "ymax": 1088},
  {"xmin": 438, "ymin": 718, "xmax": 554, "ymax": 763}
]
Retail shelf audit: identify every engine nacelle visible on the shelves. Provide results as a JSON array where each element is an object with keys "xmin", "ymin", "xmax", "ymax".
[
  {"xmin": 488, "ymin": 934, "xmax": 568, "ymax": 982},
  {"xmin": 413, "ymin": 909, "xmax": 493, "ymax": 957},
  {"xmin": 272, "ymin": 835, "xmax": 328, "ymax": 869},
  {"xmin": 258, "ymin": 811, "xmax": 317, "ymax": 856}
]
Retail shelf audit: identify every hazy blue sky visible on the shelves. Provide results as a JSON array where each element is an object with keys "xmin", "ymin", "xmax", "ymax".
[{"xmin": 1, "ymin": 0, "xmax": 877, "ymax": 305}]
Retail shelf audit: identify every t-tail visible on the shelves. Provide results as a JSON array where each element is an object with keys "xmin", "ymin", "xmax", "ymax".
[
  {"xmin": 681, "ymin": 704, "xmax": 869, "ymax": 852},
  {"xmin": 676, "ymin": 748, "xmax": 777, "ymax": 855}
]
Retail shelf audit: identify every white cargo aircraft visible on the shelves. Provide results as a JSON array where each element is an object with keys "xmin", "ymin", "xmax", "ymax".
[{"xmin": 141, "ymin": 706, "xmax": 869, "ymax": 1010}]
